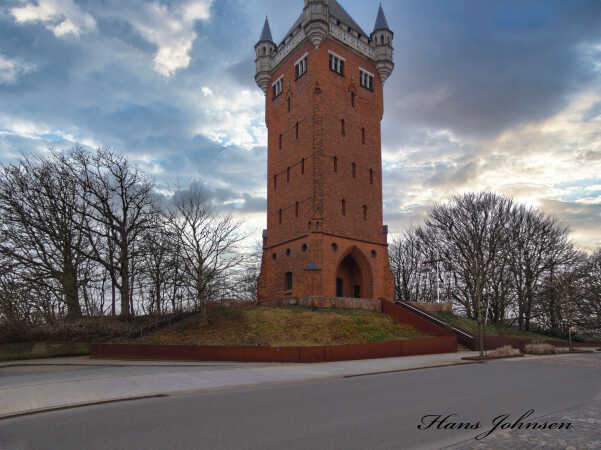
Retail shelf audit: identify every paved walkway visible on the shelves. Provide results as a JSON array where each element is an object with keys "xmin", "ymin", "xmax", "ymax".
[{"xmin": 0, "ymin": 352, "xmax": 478, "ymax": 419}]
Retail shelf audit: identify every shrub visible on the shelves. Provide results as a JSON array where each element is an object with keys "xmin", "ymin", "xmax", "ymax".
[{"xmin": 524, "ymin": 343, "xmax": 569, "ymax": 355}]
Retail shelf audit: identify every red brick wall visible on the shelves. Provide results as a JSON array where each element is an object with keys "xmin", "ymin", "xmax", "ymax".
[
  {"xmin": 91, "ymin": 337, "xmax": 457, "ymax": 363},
  {"xmin": 382, "ymin": 301, "xmax": 455, "ymax": 337},
  {"xmin": 258, "ymin": 34, "xmax": 394, "ymax": 303}
]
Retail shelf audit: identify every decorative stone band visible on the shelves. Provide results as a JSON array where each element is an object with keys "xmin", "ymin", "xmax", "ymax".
[
  {"xmin": 273, "ymin": 30, "xmax": 307, "ymax": 67},
  {"xmin": 329, "ymin": 23, "xmax": 375, "ymax": 59},
  {"xmin": 270, "ymin": 23, "xmax": 377, "ymax": 72}
]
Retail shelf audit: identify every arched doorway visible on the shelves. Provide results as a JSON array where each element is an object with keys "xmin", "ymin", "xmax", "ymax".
[{"xmin": 335, "ymin": 247, "xmax": 373, "ymax": 298}]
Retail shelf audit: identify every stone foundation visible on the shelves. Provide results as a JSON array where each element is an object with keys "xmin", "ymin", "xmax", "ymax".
[{"xmin": 260, "ymin": 296, "xmax": 382, "ymax": 312}]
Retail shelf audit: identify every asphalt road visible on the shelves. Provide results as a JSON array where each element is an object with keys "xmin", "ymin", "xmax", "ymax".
[{"xmin": 0, "ymin": 353, "xmax": 600, "ymax": 450}]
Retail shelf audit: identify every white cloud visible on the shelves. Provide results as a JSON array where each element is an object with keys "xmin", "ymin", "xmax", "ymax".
[
  {"xmin": 0, "ymin": 53, "xmax": 36, "ymax": 84},
  {"xmin": 192, "ymin": 88, "xmax": 266, "ymax": 150},
  {"xmin": 382, "ymin": 89, "xmax": 601, "ymax": 249},
  {"xmin": 127, "ymin": 0, "xmax": 213, "ymax": 77},
  {"xmin": 10, "ymin": 0, "xmax": 96, "ymax": 38}
]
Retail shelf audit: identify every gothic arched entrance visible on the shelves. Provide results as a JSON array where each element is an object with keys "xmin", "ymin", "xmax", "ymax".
[{"xmin": 335, "ymin": 247, "xmax": 373, "ymax": 299}]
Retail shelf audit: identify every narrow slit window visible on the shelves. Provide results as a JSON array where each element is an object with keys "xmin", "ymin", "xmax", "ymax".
[
  {"xmin": 351, "ymin": 91, "xmax": 355, "ymax": 108},
  {"xmin": 279, "ymin": 134, "xmax": 282, "ymax": 150},
  {"xmin": 369, "ymin": 169, "xmax": 374, "ymax": 185},
  {"xmin": 363, "ymin": 205, "xmax": 368, "ymax": 220},
  {"xmin": 333, "ymin": 156, "xmax": 338, "ymax": 172},
  {"xmin": 295, "ymin": 122, "xmax": 299, "ymax": 139},
  {"xmin": 287, "ymin": 167, "xmax": 290, "ymax": 182},
  {"xmin": 341, "ymin": 199, "xmax": 346, "ymax": 216},
  {"xmin": 352, "ymin": 162, "xmax": 356, "ymax": 178},
  {"xmin": 278, "ymin": 209, "xmax": 282, "ymax": 224},
  {"xmin": 362, "ymin": 128, "xmax": 366, "ymax": 144},
  {"xmin": 295, "ymin": 201, "xmax": 299, "ymax": 218},
  {"xmin": 301, "ymin": 158, "xmax": 305, "ymax": 175},
  {"xmin": 285, "ymin": 272, "xmax": 293, "ymax": 291},
  {"xmin": 274, "ymin": 174, "xmax": 277, "ymax": 191},
  {"xmin": 341, "ymin": 119, "xmax": 345, "ymax": 136},
  {"xmin": 287, "ymin": 97, "xmax": 291, "ymax": 112}
]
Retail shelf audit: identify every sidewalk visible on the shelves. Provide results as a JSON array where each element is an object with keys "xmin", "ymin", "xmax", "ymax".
[{"xmin": 0, "ymin": 352, "xmax": 477, "ymax": 419}]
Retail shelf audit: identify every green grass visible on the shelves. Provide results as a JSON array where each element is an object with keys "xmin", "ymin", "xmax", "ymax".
[
  {"xmin": 0, "ymin": 342, "xmax": 91, "ymax": 362},
  {"xmin": 134, "ymin": 306, "xmax": 431, "ymax": 347},
  {"xmin": 433, "ymin": 311, "xmax": 563, "ymax": 340}
]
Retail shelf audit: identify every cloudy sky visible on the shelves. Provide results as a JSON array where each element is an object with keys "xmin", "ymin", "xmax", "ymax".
[{"xmin": 1, "ymin": 0, "xmax": 601, "ymax": 250}]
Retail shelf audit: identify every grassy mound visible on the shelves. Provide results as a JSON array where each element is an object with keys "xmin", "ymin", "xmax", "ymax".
[
  {"xmin": 432, "ymin": 311, "xmax": 563, "ymax": 340},
  {"xmin": 135, "ymin": 306, "xmax": 431, "ymax": 347}
]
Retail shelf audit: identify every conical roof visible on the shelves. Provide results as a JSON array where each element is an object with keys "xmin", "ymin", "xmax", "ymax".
[
  {"xmin": 373, "ymin": 4, "xmax": 390, "ymax": 31},
  {"xmin": 259, "ymin": 17, "xmax": 274, "ymax": 42}
]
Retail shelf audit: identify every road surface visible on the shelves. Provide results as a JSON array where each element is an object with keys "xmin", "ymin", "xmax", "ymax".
[{"xmin": 0, "ymin": 353, "xmax": 599, "ymax": 449}]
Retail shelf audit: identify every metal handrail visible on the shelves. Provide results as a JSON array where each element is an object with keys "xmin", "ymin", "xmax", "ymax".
[{"xmin": 396, "ymin": 301, "xmax": 474, "ymax": 340}]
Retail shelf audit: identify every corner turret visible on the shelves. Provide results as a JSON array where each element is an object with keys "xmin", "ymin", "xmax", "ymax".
[
  {"xmin": 255, "ymin": 17, "xmax": 276, "ymax": 93},
  {"xmin": 370, "ymin": 4, "xmax": 394, "ymax": 83}
]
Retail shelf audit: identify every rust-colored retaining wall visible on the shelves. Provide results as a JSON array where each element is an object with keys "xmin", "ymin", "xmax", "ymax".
[
  {"xmin": 382, "ymin": 301, "xmax": 454, "ymax": 337},
  {"xmin": 261, "ymin": 296, "xmax": 382, "ymax": 312},
  {"xmin": 91, "ymin": 336, "xmax": 457, "ymax": 363}
]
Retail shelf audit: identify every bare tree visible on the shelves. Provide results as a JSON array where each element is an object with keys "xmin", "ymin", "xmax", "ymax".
[
  {"xmin": 507, "ymin": 204, "xmax": 576, "ymax": 330},
  {"xmin": 68, "ymin": 147, "xmax": 158, "ymax": 317},
  {"xmin": 0, "ymin": 153, "xmax": 92, "ymax": 320},
  {"xmin": 167, "ymin": 186, "xmax": 245, "ymax": 323},
  {"xmin": 418, "ymin": 192, "xmax": 513, "ymax": 357}
]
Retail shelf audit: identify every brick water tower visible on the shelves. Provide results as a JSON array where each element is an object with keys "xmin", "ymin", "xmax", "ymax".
[{"xmin": 255, "ymin": 0, "xmax": 395, "ymax": 302}]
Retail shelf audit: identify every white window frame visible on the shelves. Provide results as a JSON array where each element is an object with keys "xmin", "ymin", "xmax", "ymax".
[
  {"xmin": 328, "ymin": 50, "xmax": 346, "ymax": 76},
  {"xmin": 272, "ymin": 75, "xmax": 284, "ymax": 98},
  {"xmin": 295, "ymin": 53, "xmax": 308, "ymax": 79},
  {"xmin": 359, "ymin": 67, "xmax": 374, "ymax": 91}
]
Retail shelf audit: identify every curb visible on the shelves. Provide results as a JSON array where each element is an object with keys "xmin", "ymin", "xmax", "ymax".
[{"xmin": 0, "ymin": 394, "xmax": 169, "ymax": 421}]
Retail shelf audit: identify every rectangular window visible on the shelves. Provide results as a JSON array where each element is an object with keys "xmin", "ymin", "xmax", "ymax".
[
  {"xmin": 359, "ymin": 68, "xmax": 374, "ymax": 91},
  {"xmin": 351, "ymin": 91, "xmax": 355, "ymax": 108},
  {"xmin": 274, "ymin": 174, "xmax": 277, "ymax": 191},
  {"xmin": 363, "ymin": 205, "xmax": 368, "ymax": 220},
  {"xmin": 287, "ymin": 167, "xmax": 290, "ymax": 182},
  {"xmin": 333, "ymin": 157, "xmax": 338, "ymax": 172},
  {"xmin": 341, "ymin": 199, "xmax": 346, "ymax": 216},
  {"xmin": 301, "ymin": 158, "xmax": 305, "ymax": 175},
  {"xmin": 295, "ymin": 122, "xmax": 299, "ymax": 139},
  {"xmin": 285, "ymin": 272, "xmax": 293, "ymax": 291},
  {"xmin": 352, "ymin": 162, "xmax": 356, "ymax": 178},
  {"xmin": 341, "ymin": 119, "xmax": 345, "ymax": 136},
  {"xmin": 279, "ymin": 209, "xmax": 282, "ymax": 224},
  {"xmin": 362, "ymin": 128, "xmax": 366, "ymax": 144},
  {"xmin": 295, "ymin": 201, "xmax": 299, "ymax": 218},
  {"xmin": 369, "ymin": 169, "xmax": 374, "ymax": 185},
  {"xmin": 272, "ymin": 75, "xmax": 283, "ymax": 98},
  {"xmin": 329, "ymin": 51, "xmax": 345, "ymax": 76},
  {"xmin": 295, "ymin": 53, "xmax": 308, "ymax": 79},
  {"xmin": 279, "ymin": 134, "xmax": 282, "ymax": 150}
]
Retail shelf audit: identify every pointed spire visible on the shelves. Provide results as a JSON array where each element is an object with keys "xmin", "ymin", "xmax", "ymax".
[
  {"xmin": 373, "ymin": 4, "xmax": 390, "ymax": 31},
  {"xmin": 259, "ymin": 17, "xmax": 274, "ymax": 42}
]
